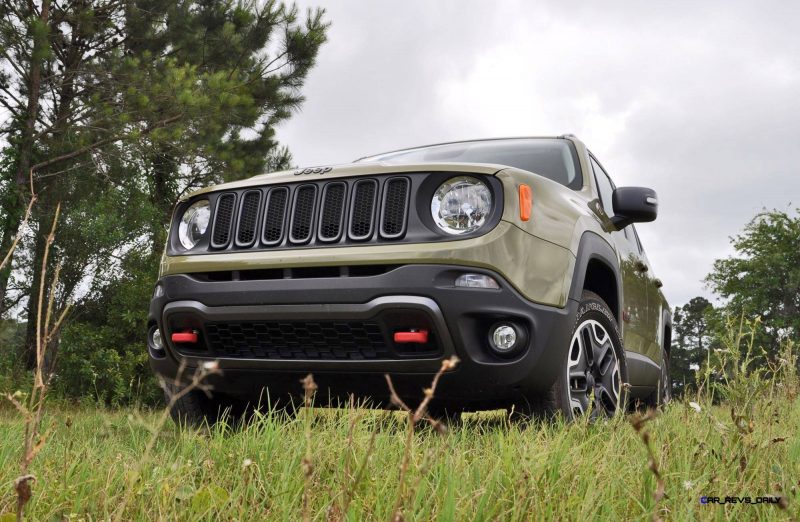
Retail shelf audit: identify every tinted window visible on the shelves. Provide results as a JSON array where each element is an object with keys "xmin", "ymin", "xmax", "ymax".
[
  {"xmin": 359, "ymin": 139, "xmax": 582, "ymax": 189},
  {"xmin": 590, "ymin": 157, "xmax": 615, "ymax": 217}
]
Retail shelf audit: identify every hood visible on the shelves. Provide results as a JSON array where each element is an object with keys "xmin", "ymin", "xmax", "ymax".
[{"xmin": 181, "ymin": 161, "xmax": 506, "ymax": 200}]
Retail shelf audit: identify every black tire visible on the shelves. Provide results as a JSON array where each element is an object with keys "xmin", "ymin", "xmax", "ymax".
[
  {"xmin": 427, "ymin": 406, "xmax": 462, "ymax": 426},
  {"xmin": 540, "ymin": 290, "xmax": 629, "ymax": 420},
  {"xmin": 165, "ymin": 383, "xmax": 300, "ymax": 429},
  {"xmin": 164, "ymin": 382, "xmax": 250, "ymax": 428},
  {"xmin": 656, "ymin": 344, "xmax": 671, "ymax": 406}
]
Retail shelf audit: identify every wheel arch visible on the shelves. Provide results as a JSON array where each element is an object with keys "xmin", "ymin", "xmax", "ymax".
[
  {"xmin": 662, "ymin": 309, "xmax": 673, "ymax": 356},
  {"xmin": 569, "ymin": 232, "xmax": 622, "ymax": 323}
]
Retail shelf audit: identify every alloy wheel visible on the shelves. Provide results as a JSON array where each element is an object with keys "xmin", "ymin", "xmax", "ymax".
[{"xmin": 566, "ymin": 319, "xmax": 622, "ymax": 417}]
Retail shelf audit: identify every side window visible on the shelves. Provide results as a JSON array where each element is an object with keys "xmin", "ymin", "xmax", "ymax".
[
  {"xmin": 622, "ymin": 226, "xmax": 642, "ymax": 253},
  {"xmin": 590, "ymin": 156, "xmax": 615, "ymax": 218}
]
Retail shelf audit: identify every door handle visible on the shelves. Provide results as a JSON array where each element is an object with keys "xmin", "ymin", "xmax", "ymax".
[
  {"xmin": 635, "ymin": 261, "xmax": 649, "ymax": 273},
  {"xmin": 654, "ymin": 278, "xmax": 663, "ymax": 288}
]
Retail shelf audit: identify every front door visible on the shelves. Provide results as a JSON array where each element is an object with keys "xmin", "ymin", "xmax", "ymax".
[{"xmin": 589, "ymin": 156, "xmax": 651, "ymax": 358}]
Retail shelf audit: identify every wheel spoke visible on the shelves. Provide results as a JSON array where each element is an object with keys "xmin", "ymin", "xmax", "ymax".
[
  {"xmin": 596, "ymin": 384, "xmax": 617, "ymax": 415},
  {"xmin": 568, "ymin": 336, "xmax": 586, "ymax": 372},
  {"xmin": 592, "ymin": 323, "xmax": 608, "ymax": 345},
  {"xmin": 581, "ymin": 328, "xmax": 594, "ymax": 366},
  {"xmin": 595, "ymin": 342, "xmax": 615, "ymax": 376}
]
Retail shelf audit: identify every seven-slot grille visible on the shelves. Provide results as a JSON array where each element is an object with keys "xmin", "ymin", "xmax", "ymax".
[{"xmin": 207, "ymin": 176, "xmax": 411, "ymax": 251}]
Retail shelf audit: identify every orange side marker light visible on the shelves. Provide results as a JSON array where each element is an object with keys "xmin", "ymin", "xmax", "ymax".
[{"xmin": 519, "ymin": 184, "xmax": 532, "ymax": 221}]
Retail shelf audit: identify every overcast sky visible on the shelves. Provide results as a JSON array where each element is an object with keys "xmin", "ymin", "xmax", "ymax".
[{"xmin": 276, "ymin": 1, "xmax": 800, "ymax": 307}]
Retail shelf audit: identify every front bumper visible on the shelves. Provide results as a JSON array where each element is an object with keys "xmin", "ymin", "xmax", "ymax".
[{"xmin": 148, "ymin": 264, "xmax": 577, "ymax": 409}]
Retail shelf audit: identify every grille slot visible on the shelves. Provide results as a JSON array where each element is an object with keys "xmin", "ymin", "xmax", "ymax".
[
  {"xmin": 348, "ymin": 179, "xmax": 377, "ymax": 241},
  {"xmin": 380, "ymin": 177, "xmax": 410, "ymax": 239},
  {"xmin": 235, "ymin": 190, "xmax": 262, "ymax": 246},
  {"xmin": 204, "ymin": 321, "xmax": 389, "ymax": 360},
  {"xmin": 211, "ymin": 193, "xmax": 236, "ymax": 248},
  {"xmin": 290, "ymin": 185, "xmax": 317, "ymax": 244},
  {"xmin": 318, "ymin": 182, "xmax": 347, "ymax": 242},
  {"xmin": 262, "ymin": 187, "xmax": 289, "ymax": 245}
]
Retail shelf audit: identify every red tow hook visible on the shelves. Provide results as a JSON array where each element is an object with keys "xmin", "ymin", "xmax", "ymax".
[
  {"xmin": 171, "ymin": 330, "xmax": 198, "ymax": 344},
  {"xmin": 393, "ymin": 329, "xmax": 429, "ymax": 344}
]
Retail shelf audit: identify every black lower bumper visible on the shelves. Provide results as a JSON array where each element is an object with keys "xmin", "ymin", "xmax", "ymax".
[{"xmin": 148, "ymin": 264, "xmax": 577, "ymax": 410}]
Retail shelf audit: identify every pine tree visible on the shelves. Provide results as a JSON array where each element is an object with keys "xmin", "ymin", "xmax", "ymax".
[
  {"xmin": 0, "ymin": 1, "xmax": 328, "ymax": 373},
  {"xmin": 671, "ymin": 297, "xmax": 713, "ymax": 395}
]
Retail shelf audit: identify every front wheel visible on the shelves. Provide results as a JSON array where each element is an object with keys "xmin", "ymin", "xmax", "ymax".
[
  {"xmin": 164, "ymin": 382, "xmax": 250, "ymax": 428},
  {"xmin": 545, "ymin": 290, "xmax": 628, "ymax": 420}
]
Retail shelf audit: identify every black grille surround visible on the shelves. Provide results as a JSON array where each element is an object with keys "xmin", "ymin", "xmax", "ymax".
[
  {"xmin": 349, "ymin": 179, "xmax": 378, "ymax": 240},
  {"xmin": 318, "ymin": 182, "xmax": 347, "ymax": 241},
  {"xmin": 235, "ymin": 190, "xmax": 261, "ymax": 247},
  {"xmin": 210, "ymin": 193, "xmax": 236, "ymax": 248},
  {"xmin": 380, "ymin": 177, "xmax": 410, "ymax": 238},
  {"xmin": 168, "ymin": 172, "xmax": 504, "ymax": 255},
  {"xmin": 262, "ymin": 187, "xmax": 289, "ymax": 245},
  {"xmin": 289, "ymin": 184, "xmax": 317, "ymax": 244}
]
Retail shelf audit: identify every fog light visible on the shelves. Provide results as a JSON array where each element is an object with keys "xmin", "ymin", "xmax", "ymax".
[
  {"xmin": 455, "ymin": 273, "xmax": 499, "ymax": 289},
  {"xmin": 151, "ymin": 328, "xmax": 164, "ymax": 351},
  {"xmin": 492, "ymin": 324, "xmax": 518, "ymax": 352},
  {"xmin": 153, "ymin": 284, "xmax": 164, "ymax": 298}
]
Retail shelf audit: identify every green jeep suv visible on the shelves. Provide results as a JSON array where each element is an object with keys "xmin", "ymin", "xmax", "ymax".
[{"xmin": 147, "ymin": 135, "xmax": 671, "ymax": 424}]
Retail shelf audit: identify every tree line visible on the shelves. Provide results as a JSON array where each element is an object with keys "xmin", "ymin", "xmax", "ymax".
[
  {"xmin": 671, "ymin": 208, "xmax": 800, "ymax": 395},
  {"xmin": 0, "ymin": 0, "xmax": 328, "ymax": 403}
]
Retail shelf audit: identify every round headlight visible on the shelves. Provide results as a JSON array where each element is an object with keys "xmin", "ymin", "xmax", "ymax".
[
  {"xmin": 178, "ymin": 200, "xmax": 210, "ymax": 250},
  {"xmin": 431, "ymin": 176, "xmax": 492, "ymax": 235}
]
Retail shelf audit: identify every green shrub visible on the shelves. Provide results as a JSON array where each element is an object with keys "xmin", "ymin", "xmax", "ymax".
[
  {"xmin": 0, "ymin": 319, "xmax": 25, "ymax": 394},
  {"xmin": 53, "ymin": 323, "xmax": 160, "ymax": 406}
]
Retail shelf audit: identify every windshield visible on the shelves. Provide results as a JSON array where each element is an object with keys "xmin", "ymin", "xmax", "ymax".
[{"xmin": 358, "ymin": 138, "xmax": 582, "ymax": 189}]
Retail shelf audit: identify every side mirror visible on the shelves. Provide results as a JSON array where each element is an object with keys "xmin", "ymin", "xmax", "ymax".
[{"xmin": 611, "ymin": 187, "xmax": 658, "ymax": 230}]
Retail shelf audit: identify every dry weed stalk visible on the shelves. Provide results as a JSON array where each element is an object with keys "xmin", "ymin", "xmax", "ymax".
[
  {"xmin": 629, "ymin": 409, "xmax": 667, "ymax": 522},
  {"xmin": 384, "ymin": 355, "xmax": 459, "ymax": 522},
  {"xmin": 301, "ymin": 373, "xmax": 318, "ymax": 522},
  {"xmin": 112, "ymin": 361, "xmax": 221, "ymax": 522},
  {"xmin": 2, "ymin": 204, "xmax": 70, "ymax": 522}
]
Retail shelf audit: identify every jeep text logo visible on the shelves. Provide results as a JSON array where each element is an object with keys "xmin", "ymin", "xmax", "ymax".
[{"xmin": 293, "ymin": 166, "xmax": 333, "ymax": 176}]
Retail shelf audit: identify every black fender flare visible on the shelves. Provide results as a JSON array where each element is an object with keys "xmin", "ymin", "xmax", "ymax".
[
  {"xmin": 567, "ymin": 231, "xmax": 622, "ymax": 321},
  {"xmin": 661, "ymin": 307, "xmax": 673, "ymax": 355}
]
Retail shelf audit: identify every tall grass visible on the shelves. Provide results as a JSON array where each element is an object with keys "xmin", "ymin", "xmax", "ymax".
[{"xmin": 0, "ymin": 394, "xmax": 796, "ymax": 520}]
